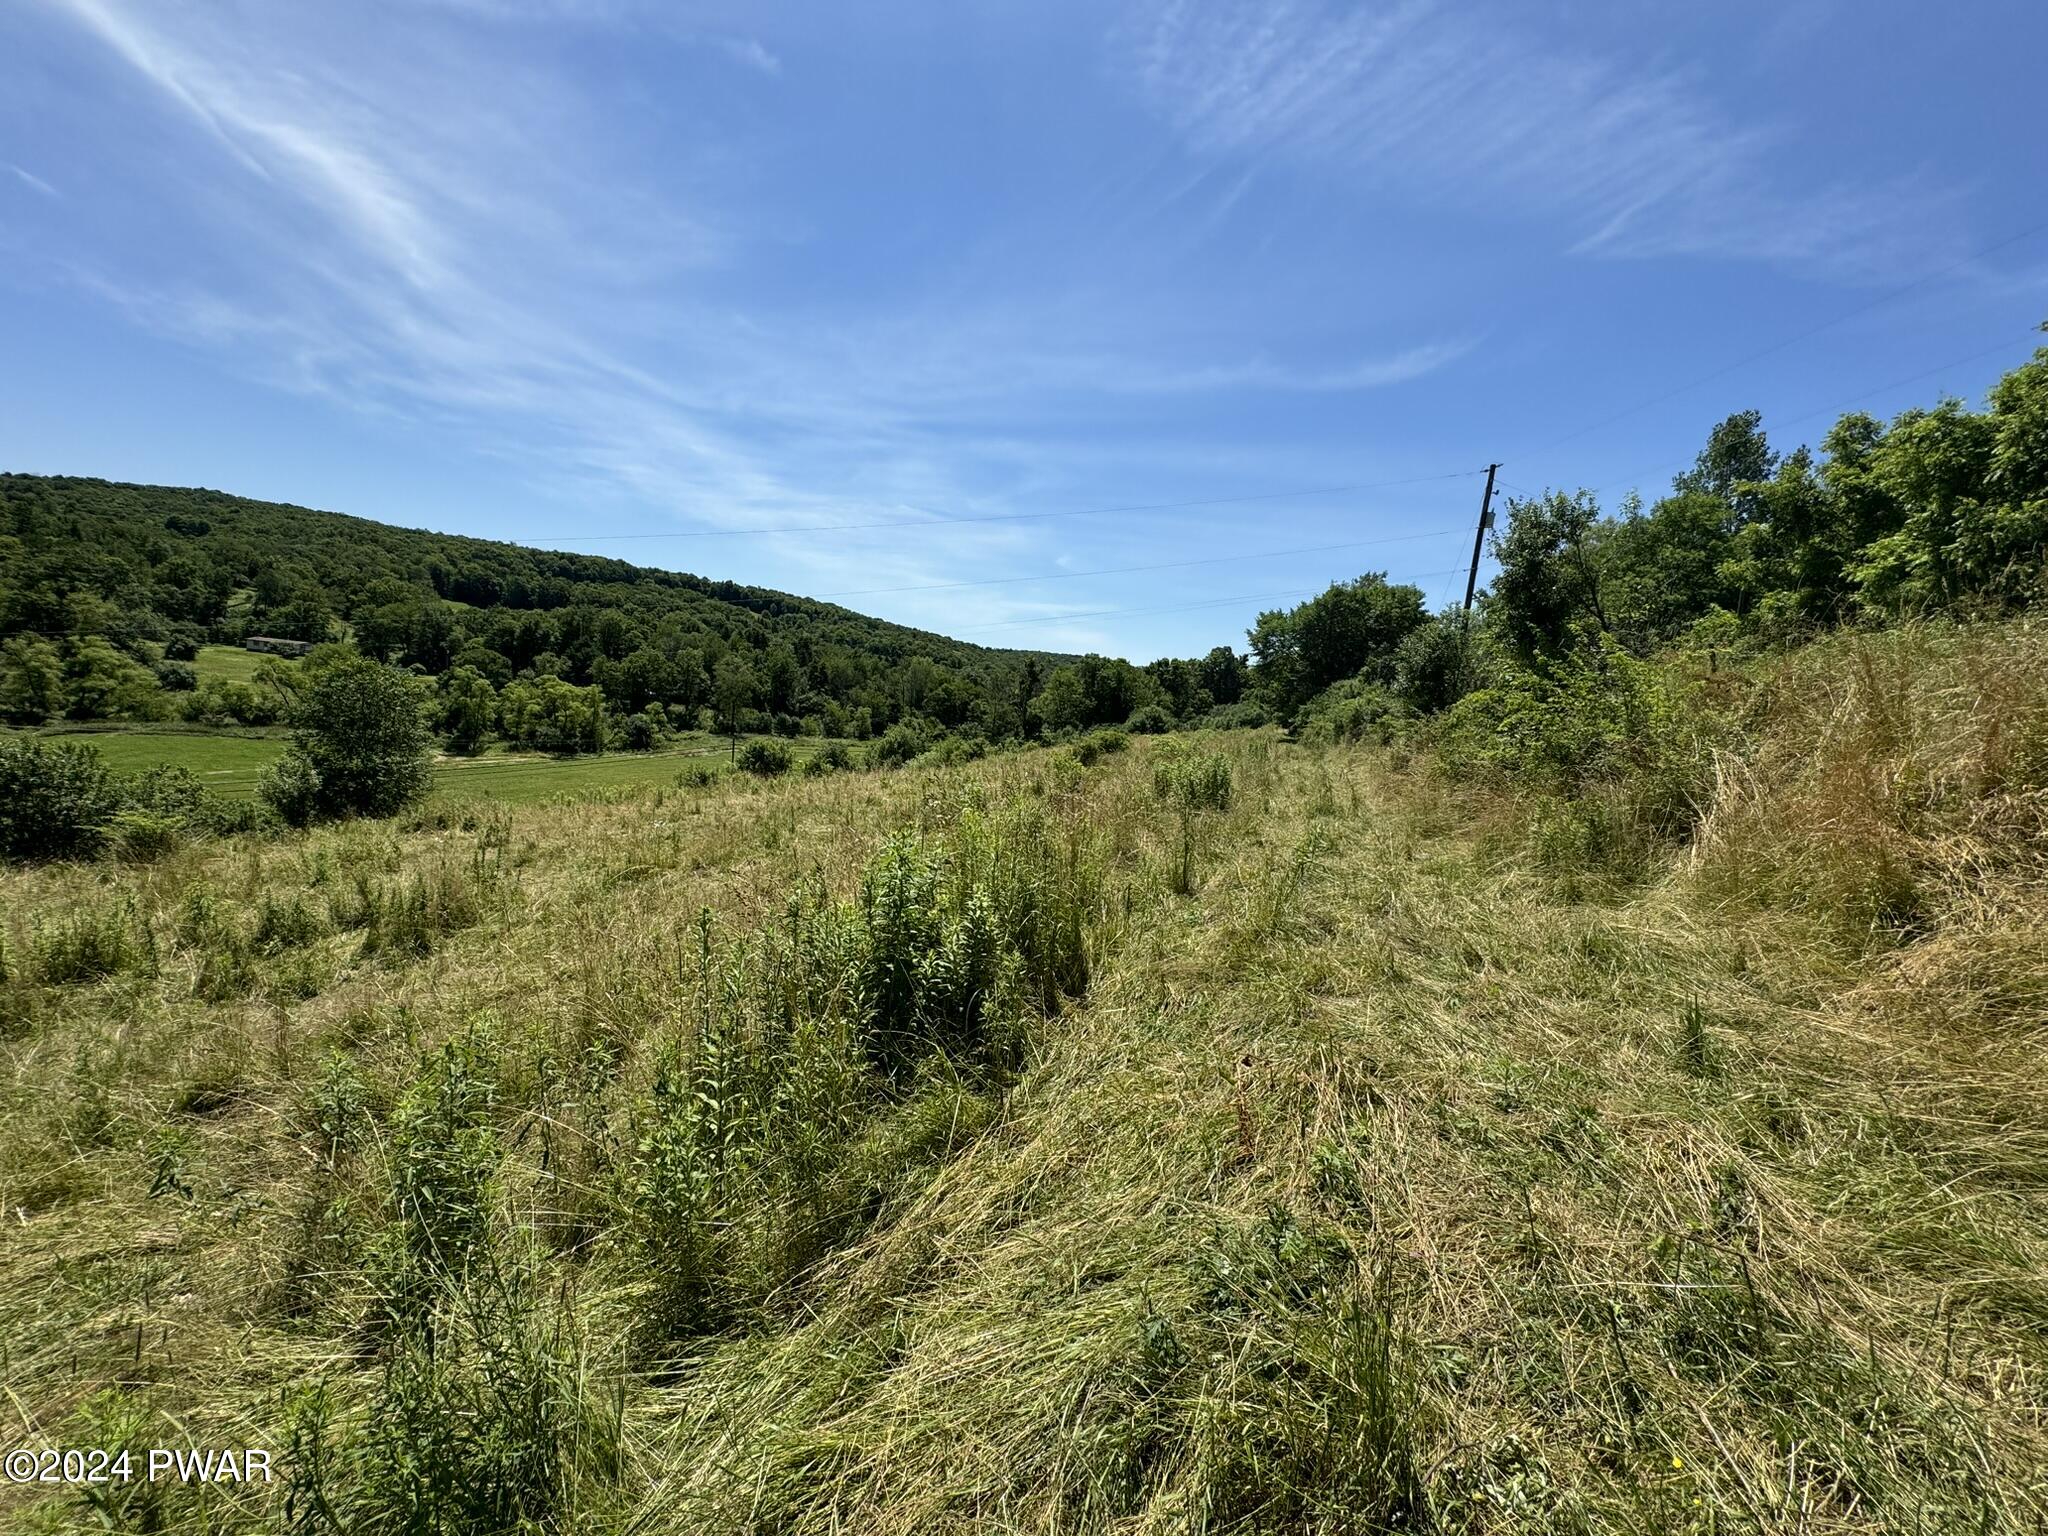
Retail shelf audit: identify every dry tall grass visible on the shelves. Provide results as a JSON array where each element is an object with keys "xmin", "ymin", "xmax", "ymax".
[{"xmin": 2, "ymin": 628, "xmax": 2044, "ymax": 1532}]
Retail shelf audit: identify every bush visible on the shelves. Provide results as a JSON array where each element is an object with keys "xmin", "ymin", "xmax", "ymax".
[
  {"xmin": 738, "ymin": 739, "xmax": 791, "ymax": 777},
  {"xmin": 1296, "ymin": 680, "xmax": 1412, "ymax": 746},
  {"xmin": 260, "ymin": 750, "xmax": 324, "ymax": 828},
  {"xmin": 1198, "ymin": 699, "xmax": 1270, "ymax": 731},
  {"xmin": 123, "ymin": 763, "xmax": 209, "ymax": 824},
  {"xmin": 868, "ymin": 722, "xmax": 928, "ymax": 769},
  {"xmin": 153, "ymin": 660, "xmax": 198, "ymax": 692},
  {"xmin": 267, "ymin": 658, "xmax": 433, "ymax": 823},
  {"xmin": 920, "ymin": 735, "xmax": 987, "ymax": 767},
  {"xmin": 619, "ymin": 709, "xmax": 669, "ymax": 751},
  {"xmin": 1435, "ymin": 636, "xmax": 1716, "ymax": 842},
  {"xmin": 0, "ymin": 736, "xmax": 122, "ymax": 860},
  {"xmin": 1073, "ymin": 728, "xmax": 1129, "ymax": 766},
  {"xmin": 675, "ymin": 760, "xmax": 721, "ymax": 789},
  {"xmin": 33, "ymin": 901, "xmax": 149, "ymax": 984},
  {"xmin": 801, "ymin": 742, "xmax": 855, "ymax": 778},
  {"xmin": 1125, "ymin": 704, "xmax": 1175, "ymax": 734},
  {"xmin": 1393, "ymin": 614, "xmax": 1479, "ymax": 714}
]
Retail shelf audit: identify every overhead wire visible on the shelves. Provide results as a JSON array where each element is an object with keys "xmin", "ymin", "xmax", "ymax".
[
  {"xmin": 953, "ymin": 566, "xmax": 1469, "ymax": 635},
  {"xmin": 814, "ymin": 526, "xmax": 1465, "ymax": 599},
  {"xmin": 1587, "ymin": 329, "xmax": 2039, "ymax": 498},
  {"xmin": 1505, "ymin": 213, "xmax": 2048, "ymax": 467},
  {"xmin": 518, "ymin": 468, "xmax": 1488, "ymax": 546}
]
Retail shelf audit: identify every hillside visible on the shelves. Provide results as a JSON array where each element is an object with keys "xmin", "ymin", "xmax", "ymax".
[
  {"xmin": 2, "ymin": 617, "xmax": 2044, "ymax": 1532},
  {"xmin": 0, "ymin": 473, "xmax": 1076, "ymax": 740}
]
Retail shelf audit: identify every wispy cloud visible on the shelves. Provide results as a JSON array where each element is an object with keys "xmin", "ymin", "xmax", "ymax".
[
  {"xmin": 6, "ymin": 162, "xmax": 58, "ymax": 196},
  {"xmin": 32, "ymin": 1, "xmax": 1013, "ymax": 608},
  {"xmin": 712, "ymin": 35, "xmax": 781, "ymax": 76},
  {"xmin": 1120, "ymin": 0, "xmax": 1960, "ymax": 278}
]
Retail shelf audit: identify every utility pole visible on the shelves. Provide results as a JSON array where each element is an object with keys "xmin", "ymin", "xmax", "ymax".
[{"xmin": 1462, "ymin": 463, "xmax": 1499, "ymax": 621}]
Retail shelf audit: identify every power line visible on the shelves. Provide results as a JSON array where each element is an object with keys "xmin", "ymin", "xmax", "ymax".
[
  {"xmin": 955, "ymin": 567, "xmax": 1469, "ymax": 634},
  {"xmin": 1590, "ymin": 329, "xmax": 2038, "ymax": 498},
  {"xmin": 1508, "ymin": 213, "xmax": 2048, "ymax": 467},
  {"xmin": 816, "ymin": 526, "xmax": 1464, "ymax": 599},
  {"xmin": 518, "ymin": 469, "xmax": 1488, "ymax": 545}
]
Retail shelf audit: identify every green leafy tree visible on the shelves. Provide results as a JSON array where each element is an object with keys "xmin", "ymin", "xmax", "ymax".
[
  {"xmin": 0, "ymin": 635, "xmax": 65, "ymax": 723},
  {"xmin": 1032, "ymin": 667, "xmax": 1090, "ymax": 735},
  {"xmin": 264, "ymin": 590, "xmax": 336, "ymax": 644},
  {"xmin": 1197, "ymin": 645, "xmax": 1249, "ymax": 706},
  {"xmin": 1392, "ymin": 612, "xmax": 1477, "ymax": 714},
  {"xmin": 264, "ymin": 657, "xmax": 432, "ymax": 823},
  {"xmin": 1599, "ymin": 491, "xmax": 1739, "ymax": 646},
  {"xmin": 436, "ymin": 665, "xmax": 499, "ymax": 755},
  {"xmin": 1673, "ymin": 409, "xmax": 1778, "ymax": 524},
  {"xmin": 62, "ymin": 637, "xmax": 166, "ymax": 721},
  {"xmin": 499, "ymin": 676, "xmax": 606, "ymax": 755},
  {"xmin": 1249, "ymin": 574, "xmax": 1427, "ymax": 718},
  {"xmin": 1486, "ymin": 491, "xmax": 1610, "ymax": 659}
]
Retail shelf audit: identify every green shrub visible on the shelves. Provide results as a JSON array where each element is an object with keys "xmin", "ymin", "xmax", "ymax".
[
  {"xmin": 1296, "ymin": 679, "xmax": 1412, "ymax": 746},
  {"xmin": 620, "ymin": 708, "xmax": 669, "ymax": 751},
  {"xmin": 869, "ymin": 721, "xmax": 928, "ymax": 769},
  {"xmin": 738, "ymin": 739, "xmax": 792, "ymax": 777},
  {"xmin": 383, "ymin": 1029, "xmax": 501, "ymax": 1304},
  {"xmin": 270, "ymin": 658, "xmax": 434, "ymax": 823},
  {"xmin": 1073, "ymin": 727, "xmax": 1129, "ymax": 765},
  {"xmin": 920, "ymin": 734, "xmax": 987, "ymax": 767},
  {"xmin": 0, "ymin": 736, "xmax": 121, "ymax": 859},
  {"xmin": 259, "ymin": 749, "xmax": 324, "ymax": 828},
  {"xmin": 1152, "ymin": 743, "xmax": 1233, "ymax": 893},
  {"xmin": 255, "ymin": 891, "xmax": 328, "ymax": 953},
  {"xmin": 1436, "ymin": 636, "xmax": 1716, "ymax": 841},
  {"xmin": 1199, "ymin": 699, "xmax": 1270, "ymax": 730},
  {"xmin": 360, "ymin": 864, "xmax": 485, "ymax": 962},
  {"xmin": 123, "ymin": 763, "xmax": 210, "ymax": 824},
  {"xmin": 675, "ymin": 760, "xmax": 721, "ymax": 788},
  {"xmin": 801, "ymin": 741, "xmax": 855, "ymax": 777},
  {"xmin": 614, "ymin": 802, "xmax": 1098, "ymax": 1349},
  {"xmin": 153, "ymin": 660, "xmax": 198, "ymax": 692},
  {"xmin": 1126, "ymin": 704, "xmax": 1175, "ymax": 734}
]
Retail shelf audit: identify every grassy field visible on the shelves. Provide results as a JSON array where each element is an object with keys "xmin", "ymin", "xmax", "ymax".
[
  {"xmin": 15, "ymin": 724, "xmax": 846, "ymax": 803},
  {"xmin": 190, "ymin": 643, "xmax": 297, "ymax": 685},
  {"xmin": 427, "ymin": 734, "xmax": 841, "ymax": 803},
  {"xmin": 16, "ymin": 724, "xmax": 287, "ymax": 790},
  {"xmin": 1, "ymin": 626, "xmax": 2044, "ymax": 1532}
]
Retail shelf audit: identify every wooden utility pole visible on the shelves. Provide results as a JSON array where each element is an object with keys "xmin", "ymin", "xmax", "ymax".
[{"xmin": 1462, "ymin": 463, "xmax": 1499, "ymax": 619}]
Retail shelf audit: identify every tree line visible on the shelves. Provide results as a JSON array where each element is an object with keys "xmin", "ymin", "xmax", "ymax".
[
  {"xmin": 0, "ymin": 475, "xmax": 1253, "ymax": 751},
  {"xmin": 5, "ymin": 342, "xmax": 2041, "ymax": 759},
  {"xmin": 1240, "ymin": 343, "xmax": 2048, "ymax": 738}
]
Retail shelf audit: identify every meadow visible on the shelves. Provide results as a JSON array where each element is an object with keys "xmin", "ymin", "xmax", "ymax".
[
  {"xmin": 1, "ymin": 621, "xmax": 2045, "ymax": 1533},
  {"xmin": 7, "ymin": 723, "xmax": 850, "ymax": 804},
  {"xmin": 192, "ymin": 644, "xmax": 296, "ymax": 687}
]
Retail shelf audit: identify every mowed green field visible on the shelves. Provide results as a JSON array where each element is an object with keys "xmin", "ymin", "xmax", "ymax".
[
  {"xmin": 191, "ymin": 643, "xmax": 298, "ymax": 684},
  {"xmin": 19, "ymin": 726, "xmax": 286, "ymax": 791},
  {"xmin": 14, "ymin": 724, "xmax": 845, "ymax": 804}
]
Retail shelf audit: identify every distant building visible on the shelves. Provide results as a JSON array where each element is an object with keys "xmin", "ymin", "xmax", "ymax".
[{"xmin": 245, "ymin": 636, "xmax": 313, "ymax": 657}]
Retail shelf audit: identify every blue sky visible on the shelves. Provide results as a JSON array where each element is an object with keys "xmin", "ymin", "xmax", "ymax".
[{"xmin": 3, "ymin": 1, "xmax": 2044, "ymax": 661}]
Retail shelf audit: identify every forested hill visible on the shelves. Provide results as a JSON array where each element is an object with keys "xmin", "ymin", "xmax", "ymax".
[{"xmin": 0, "ymin": 473, "xmax": 1073, "ymax": 738}]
